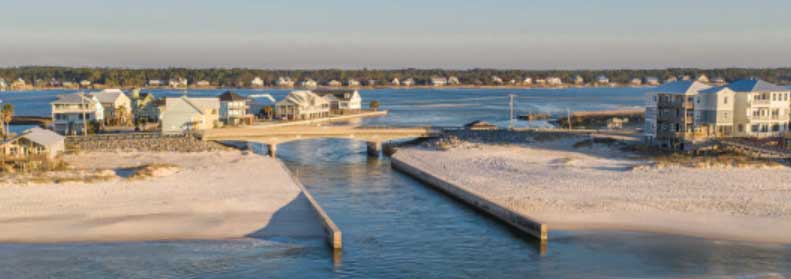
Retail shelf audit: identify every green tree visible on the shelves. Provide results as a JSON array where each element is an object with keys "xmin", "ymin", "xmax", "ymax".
[
  {"xmin": 1, "ymin": 103, "xmax": 14, "ymax": 138},
  {"xmin": 369, "ymin": 100, "xmax": 380, "ymax": 111}
]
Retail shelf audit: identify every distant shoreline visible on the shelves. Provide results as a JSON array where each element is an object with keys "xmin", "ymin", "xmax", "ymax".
[{"xmin": 2, "ymin": 84, "xmax": 656, "ymax": 92}]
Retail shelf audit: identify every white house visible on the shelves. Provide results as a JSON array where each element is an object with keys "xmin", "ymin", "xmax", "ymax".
[
  {"xmin": 275, "ymin": 90, "xmax": 330, "ymax": 120},
  {"xmin": 430, "ymin": 76, "xmax": 448, "ymax": 87},
  {"xmin": 276, "ymin": 77, "xmax": 295, "ymax": 87},
  {"xmin": 90, "ymin": 89, "xmax": 132, "ymax": 125},
  {"xmin": 346, "ymin": 79, "xmax": 361, "ymax": 87},
  {"xmin": 491, "ymin": 76, "xmax": 504, "ymax": 85},
  {"xmin": 630, "ymin": 78, "xmax": 642, "ymax": 86},
  {"xmin": 169, "ymin": 77, "xmax": 188, "ymax": 88},
  {"xmin": 251, "ymin": 77, "xmax": 265, "ymax": 87},
  {"xmin": 402, "ymin": 78, "xmax": 415, "ymax": 87},
  {"xmin": 79, "ymin": 80, "xmax": 92, "ymax": 88},
  {"xmin": 301, "ymin": 79, "xmax": 318, "ymax": 88},
  {"xmin": 727, "ymin": 79, "xmax": 791, "ymax": 137},
  {"xmin": 644, "ymin": 77, "xmax": 660, "ymax": 86},
  {"xmin": 391, "ymin": 78, "xmax": 400, "ymax": 86},
  {"xmin": 11, "ymin": 78, "xmax": 27, "ymax": 90},
  {"xmin": 327, "ymin": 80, "xmax": 342, "ymax": 87},
  {"xmin": 546, "ymin": 77, "xmax": 563, "ymax": 86},
  {"xmin": 0, "ymin": 78, "xmax": 6, "ymax": 90},
  {"xmin": 573, "ymin": 75, "xmax": 584, "ymax": 85},
  {"xmin": 218, "ymin": 91, "xmax": 252, "ymax": 125},
  {"xmin": 50, "ymin": 93, "xmax": 105, "ymax": 135},
  {"xmin": 448, "ymin": 76, "xmax": 461, "ymax": 85},
  {"xmin": 194, "ymin": 80, "xmax": 211, "ymax": 87},
  {"xmin": 595, "ymin": 75, "xmax": 610, "ymax": 85},
  {"xmin": 696, "ymin": 74, "xmax": 710, "ymax": 83},
  {"xmin": 315, "ymin": 89, "xmax": 362, "ymax": 114},
  {"xmin": 160, "ymin": 96, "xmax": 220, "ymax": 134},
  {"xmin": 522, "ymin": 77, "xmax": 533, "ymax": 85},
  {"xmin": 147, "ymin": 79, "xmax": 162, "ymax": 87}
]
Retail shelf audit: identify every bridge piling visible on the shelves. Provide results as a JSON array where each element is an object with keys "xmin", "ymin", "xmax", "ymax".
[
  {"xmin": 268, "ymin": 144, "xmax": 277, "ymax": 158},
  {"xmin": 366, "ymin": 141, "xmax": 382, "ymax": 157}
]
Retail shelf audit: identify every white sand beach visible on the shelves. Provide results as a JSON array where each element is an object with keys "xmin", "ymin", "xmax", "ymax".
[
  {"xmin": 0, "ymin": 151, "xmax": 323, "ymax": 243},
  {"xmin": 394, "ymin": 138, "xmax": 791, "ymax": 244}
]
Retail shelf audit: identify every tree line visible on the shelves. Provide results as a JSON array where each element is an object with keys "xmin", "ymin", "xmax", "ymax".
[{"xmin": 2, "ymin": 66, "xmax": 791, "ymax": 87}]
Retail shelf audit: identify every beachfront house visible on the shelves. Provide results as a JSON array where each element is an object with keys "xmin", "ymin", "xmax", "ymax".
[
  {"xmin": 448, "ymin": 76, "xmax": 461, "ymax": 85},
  {"xmin": 491, "ymin": 76, "xmax": 504, "ymax": 85},
  {"xmin": 11, "ymin": 78, "xmax": 27, "ymax": 90},
  {"xmin": 79, "ymin": 80, "xmax": 92, "ymax": 88},
  {"xmin": 573, "ymin": 75, "xmax": 585, "ymax": 85},
  {"xmin": 644, "ymin": 77, "xmax": 660, "ymax": 86},
  {"xmin": 693, "ymin": 86, "xmax": 736, "ymax": 138},
  {"xmin": 391, "ymin": 78, "xmax": 400, "ymax": 86},
  {"xmin": 696, "ymin": 74, "xmax": 710, "ymax": 83},
  {"xmin": 595, "ymin": 75, "xmax": 610, "ymax": 85},
  {"xmin": 169, "ymin": 77, "xmax": 188, "ymax": 88},
  {"xmin": 430, "ymin": 76, "xmax": 448, "ymax": 87},
  {"xmin": 218, "ymin": 91, "xmax": 253, "ymax": 126},
  {"xmin": 314, "ymin": 89, "xmax": 362, "ymax": 114},
  {"xmin": 0, "ymin": 127, "xmax": 65, "ymax": 161},
  {"xmin": 275, "ymin": 90, "xmax": 330, "ymax": 120},
  {"xmin": 535, "ymin": 78, "xmax": 547, "ymax": 85},
  {"xmin": 726, "ymin": 79, "xmax": 791, "ymax": 137},
  {"xmin": 194, "ymin": 80, "xmax": 211, "ymax": 87},
  {"xmin": 0, "ymin": 79, "xmax": 6, "ymax": 90},
  {"xmin": 644, "ymin": 80, "xmax": 711, "ymax": 150},
  {"xmin": 251, "ymin": 77, "xmax": 265, "ymax": 87},
  {"xmin": 711, "ymin": 77, "xmax": 726, "ymax": 85},
  {"xmin": 402, "ymin": 78, "xmax": 415, "ymax": 87},
  {"xmin": 346, "ymin": 79, "xmax": 361, "ymax": 87},
  {"xmin": 276, "ymin": 77, "xmax": 295, "ymax": 88},
  {"xmin": 523, "ymin": 77, "xmax": 533, "ymax": 85},
  {"xmin": 50, "ymin": 93, "xmax": 105, "ymax": 135},
  {"xmin": 301, "ymin": 79, "xmax": 318, "ymax": 88},
  {"xmin": 91, "ymin": 89, "xmax": 132, "ymax": 125},
  {"xmin": 546, "ymin": 77, "xmax": 563, "ymax": 86},
  {"xmin": 327, "ymin": 80, "xmax": 342, "ymax": 87},
  {"xmin": 160, "ymin": 96, "xmax": 220, "ymax": 134},
  {"xmin": 630, "ymin": 78, "xmax": 642, "ymax": 86},
  {"xmin": 147, "ymin": 79, "xmax": 162, "ymax": 87}
]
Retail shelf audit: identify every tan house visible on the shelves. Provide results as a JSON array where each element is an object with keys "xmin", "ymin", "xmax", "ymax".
[
  {"xmin": 1, "ymin": 127, "xmax": 65, "ymax": 161},
  {"xmin": 275, "ymin": 91, "xmax": 330, "ymax": 120},
  {"xmin": 160, "ymin": 96, "xmax": 220, "ymax": 134},
  {"xmin": 91, "ymin": 89, "xmax": 132, "ymax": 125}
]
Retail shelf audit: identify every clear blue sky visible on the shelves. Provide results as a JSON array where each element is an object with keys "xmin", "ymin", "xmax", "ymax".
[{"xmin": 2, "ymin": 0, "xmax": 790, "ymax": 69}]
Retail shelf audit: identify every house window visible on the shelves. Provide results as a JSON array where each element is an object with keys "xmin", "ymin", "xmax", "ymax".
[
  {"xmin": 751, "ymin": 124, "xmax": 760, "ymax": 132},
  {"xmin": 723, "ymin": 97, "xmax": 728, "ymax": 104},
  {"xmin": 772, "ymin": 124, "xmax": 780, "ymax": 132}
]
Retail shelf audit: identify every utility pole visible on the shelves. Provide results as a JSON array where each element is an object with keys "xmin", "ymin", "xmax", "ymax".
[
  {"xmin": 509, "ymin": 94, "xmax": 515, "ymax": 130},
  {"xmin": 567, "ymin": 108, "xmax": 572, "ymax": 130},
  {"xmin": 80, "ymin": 92, "xmax": 88, "ymax": 136}
]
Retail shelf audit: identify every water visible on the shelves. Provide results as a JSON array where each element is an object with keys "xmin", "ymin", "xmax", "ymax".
[{"xmin": 1, "ymin": 88, "xmax": 790, "ymax": 278}]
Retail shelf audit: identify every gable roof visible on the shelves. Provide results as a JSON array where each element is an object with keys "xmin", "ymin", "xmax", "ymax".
[
  {"xmin": 90, "ymin": 89, "xmax": 127, "ymax": 104},
  {"xmin": 313, "ymin": 89, "xmax": 359, "ymax": 101},
  {"xmin": 166, "ymin": 96, "xmax": 219, "ymax": 115},
  {"xmin": 726, "ymin": 79, "xmax": 788, "ymax": 92},
  {"xmin": 9, "ymin": 127, "xmax": 64, "ymax": 147},
  {"xmin": 652, "ymin": 80, "xmax": 711, "ymax": 95},
  {"xmin": 698, "ymin": 86, "xmax": 733, "ymax": 95},
  {"xmin": 50, "ymin": 93, "xmax": 98, "ymax": 105},
  {"xmin": 218, "ymin": 91, "xmax": 247, "ymax": 101}
]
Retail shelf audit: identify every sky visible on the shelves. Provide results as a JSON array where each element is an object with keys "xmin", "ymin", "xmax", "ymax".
[{"xmin": 1, "ymin": 0, "xmax": 791, "ymax": 69}]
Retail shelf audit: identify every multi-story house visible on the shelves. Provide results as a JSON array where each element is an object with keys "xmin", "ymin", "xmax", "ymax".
[
  {"xmin": 430, "ymin": 76, "xmax": 448, "ymax": 87},
  {"xmin": 301, "ymin": 79, "xmax": 318, "ymax": 88},
  {"xmin": 644, "ymin": 80, "xmax": 711, "ymax": 150},
  {"xmin": 315, "ymin": 89, "xmax": 362, "ymax": 114},
  {"xmin": 251, "ymin": 77, "xmax": 265, "ymax": 87},
  {"xmin": 91, "ymin": 89, "xmax": 132, "ymax": 125},
  {"xmin": 693, "ymin": 86, "xmax": 735, "ymax": 138},
  {"xmin": 160, "ymin": 96, "xmax": 220, "ymax": 134},
  {"xmin": 727, "ymin": 79, "xmax": 790, "ymax": 137},
  {"xmin": 218, "ymin": 91, "xmax": 252, "ymax": 125},
  {"xmin": 50, "ymin": 93, "xmax": 105, "ymax": 135},
  {"xmin": 275, "ymin": 91, "xmax": 330, "ymax": 120}
]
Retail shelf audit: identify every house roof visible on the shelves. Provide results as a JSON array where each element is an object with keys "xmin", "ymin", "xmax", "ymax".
[
  {"xmin": 278, "ymin": 90, "xmax": 328, "ymax": 106},
  {"xmin": 218, "ymin": 91, "xmax": 247, "ymax": 102},
  {"xmin": 11, "ymin": 127, "xmax": 64, "ymax": 147},
  {"xmin": 652, "ymin": 80, "xmax": 711, "ymax": 95},
  {"xmin": 313, "ymin": 89, "xmax": 359, "ymax": 100},
  {"xmin": 90, "ymin": 89, "xmax": 127, "ymax": 104},
  {"xmin": 726, "ymin": 79, "xmax": 788, "ymax": 92},
  {"xmin": 50, "ymin": 93, "xmax": 98, "ymax": 105},
  {"xmin": 166, "ymin": 96, "xmax": 219, "ymax": 115},
  {"xmin": 698, "ymin": 86, "xmax": 733, "ymax": 94}
]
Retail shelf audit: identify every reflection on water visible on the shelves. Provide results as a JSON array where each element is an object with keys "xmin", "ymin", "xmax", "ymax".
[{"xmin": 1, "ymin": 89, "xmax": 791, "ymax": 278}]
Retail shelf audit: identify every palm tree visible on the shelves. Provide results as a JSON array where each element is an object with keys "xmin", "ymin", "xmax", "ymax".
[
  {"xmin": 1, "ymin": 103, "xmax": 14, "ymax": 139},
  {"xmin": 369, "ymin": 100, "xmax": 380, "ymax": 111}
]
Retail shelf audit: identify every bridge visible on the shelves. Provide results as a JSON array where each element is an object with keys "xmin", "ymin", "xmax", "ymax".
[{"xmin": 197, "ymin": 125, "xmax": 441, "ymax": 157}]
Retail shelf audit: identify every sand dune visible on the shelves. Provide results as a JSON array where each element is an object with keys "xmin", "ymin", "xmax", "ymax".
[
  {"xmin": 395, "ymin": 139, "xmax": 791, "ymax": 244},
  {"xmin": 0, "ymin": 151, "xmax": 323, "ymax": 243}
]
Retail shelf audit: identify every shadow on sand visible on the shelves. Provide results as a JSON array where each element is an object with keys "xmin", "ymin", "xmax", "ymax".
[{"xmin": 246, "ymin": 192, "xmax": 325, "ymax": 240}]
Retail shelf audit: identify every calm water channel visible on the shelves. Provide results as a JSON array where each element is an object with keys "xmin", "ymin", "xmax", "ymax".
[{"xmin": 0, "ymin": 88, "xmax": 790, "ymax": 278}]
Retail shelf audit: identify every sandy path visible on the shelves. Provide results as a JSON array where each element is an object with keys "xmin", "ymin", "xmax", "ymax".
[
  {"xmin": 0, "ymin": 151, "xmax": 323, "ymax": 243},
  {"xmin": 394, "ymin": 139, "xmax": 791, "ymax": 244}
]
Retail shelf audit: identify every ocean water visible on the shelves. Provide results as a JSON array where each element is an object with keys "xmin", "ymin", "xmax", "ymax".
[{"xmin": 1, "ymin": 88, "xmax": 790, "ymax": 278}]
